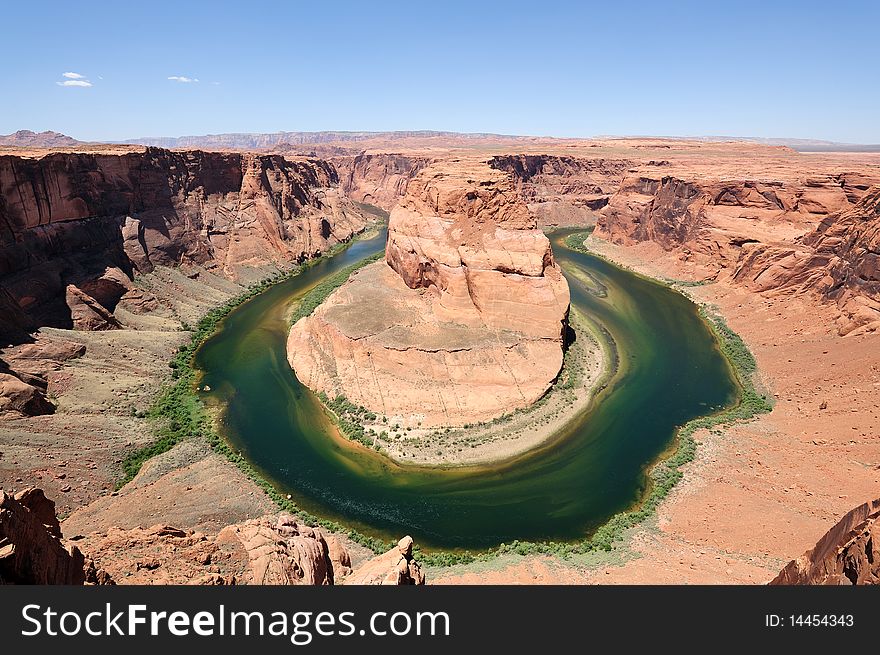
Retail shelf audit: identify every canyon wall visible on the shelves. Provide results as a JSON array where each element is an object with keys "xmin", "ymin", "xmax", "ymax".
[
  {"xmin": 771, "ymin": 497, "xmax": 880, "ymax": 585},
  {"xmin": 733, "ymin": 186, "xmax": 880, "ymax": 335},
  {"xmin": 287, "ymin": 160, "xmax": 570, "ymax": 427},
  {"xmin": 0, "ymin": 148, "xmax": 371, "ymax": 338},
  {"xmin": 489, "ymin": 154, "xmax": 635, "ymax": 224},
  {"xmin": 597, "ymin": 173, "xmax": 865, "ymax": 253},
  {"xmin": 332, "ymin": 153, "xmax": 430, "ymax": 210},
  {"xmin": 594, "ymin": 170, "xmax": 880, "ymax": 333}
]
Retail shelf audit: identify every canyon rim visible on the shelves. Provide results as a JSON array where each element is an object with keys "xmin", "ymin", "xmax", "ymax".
[{"xmin": 0, "ymin": 133, "xmax": 877, "ymax": 585}]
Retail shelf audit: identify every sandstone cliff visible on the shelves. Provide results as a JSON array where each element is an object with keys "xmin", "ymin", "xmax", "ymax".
[
  {"xmin": 771, "ymin": 497, "xmax": 880, "ymax": 585},
  {"xmin": 0, "ymin": 148, "xmax": 370, "ymax": 339},
  {"xmin": 0, "ymin": 488, "xmax": 110, "ymax": 584},
  {"xmin": 287, "ymin": 161, "xmax": 570, "ymax": 428},
  {"xmin": 333, "ymin": 153, "xmax": 430, "ymax": 210},
  {"xmin": 733, "ymin": 186, "xmax": 880, "ymax": 335},
  {"xmin": 597, "ymin": 173, "xmax": 862, "ymax": 254},
  {"xmin": 490, "ymin": 154, "xmax": 635, "ymax": 224}
]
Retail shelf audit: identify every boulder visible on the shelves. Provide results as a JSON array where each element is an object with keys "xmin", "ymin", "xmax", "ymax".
[
  {"xmin": 771, "ymin": 497, "xmax": 880, "ymax": 585},
  {"xmin": 0, "ymin": 372, "xmax": 54, "ymax": 416},
  {"xmin": 345, "ymin": 536, "xmax": 425, "ymax": 585}
]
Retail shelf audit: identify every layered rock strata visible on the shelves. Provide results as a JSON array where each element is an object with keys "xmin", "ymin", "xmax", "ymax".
[
  {"xmin": 733, "ymin": 186, "xmax": 880, "ymax": 334},
  {"xmin": 288, "ymin": 161, "xmax": 570, "ymax": 427},
  {"xmin": 333, "ymin": 153, "xmax": 430, "ymax": 210},
  {"xmin": 490, "ymin": 154, "xmax": 635, "ymax": 224},
  {"xmin": 0, "ymin": 148, "xmax": 370, "ymax": 339},
  {"xmin": 771, "ymin": 497, "xmax": 880, "ymax": 585}
]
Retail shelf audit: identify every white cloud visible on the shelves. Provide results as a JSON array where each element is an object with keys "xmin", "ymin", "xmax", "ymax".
[
  {"xmin": 57, "ymin": 79, "xmax": 93, "ymax": 87},
  {"xmin": 168, "ymin": 76, "xmax": 199, "ymax": 83},
  {"xmin": 62, "ymin": 71, "xmax": 86, "ymax": 79}
]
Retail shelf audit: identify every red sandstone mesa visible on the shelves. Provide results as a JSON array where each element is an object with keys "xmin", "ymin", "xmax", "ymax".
[{"xmin": 287, "ymin": 160, "xmax": 571, "ymax": 427}]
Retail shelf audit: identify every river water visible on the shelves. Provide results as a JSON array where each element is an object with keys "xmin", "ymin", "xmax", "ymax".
[{"xmin": 194, "ymin": 228, "xmax": 738, "ymax": 550}]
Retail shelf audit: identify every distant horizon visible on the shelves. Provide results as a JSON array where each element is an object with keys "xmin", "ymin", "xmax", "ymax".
[
  {"xmin": 2, "ymin": 0, "xmax": 877, "ymax": 144},
  {"xmin": 5, "ymin": 127, "xmax": 880, "ymax": 150}
]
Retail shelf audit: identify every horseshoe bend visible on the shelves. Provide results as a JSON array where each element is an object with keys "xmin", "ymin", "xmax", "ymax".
[{"xmin": 3, "ymin": 3, "xmax": 880, "ymax": 591}]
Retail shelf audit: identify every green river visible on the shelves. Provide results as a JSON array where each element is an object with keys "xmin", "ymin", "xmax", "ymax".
[{"xmin": 194, "ymin": 227, "xmax": 739, "ymax": 550}]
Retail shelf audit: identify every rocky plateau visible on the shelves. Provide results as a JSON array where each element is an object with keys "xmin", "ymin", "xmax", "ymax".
[
  {"xmin": 1, "ymin": 135, "xmax": 879, "ymax": 584},
  {"xmin": 287, "ymin": 160, "xmax": 571, "ymax": 428}
]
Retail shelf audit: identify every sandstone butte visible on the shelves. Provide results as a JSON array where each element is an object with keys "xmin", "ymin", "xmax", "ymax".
[{"xmin": 286, "ymin": 160, "xmax": 571, "ymax": 428}]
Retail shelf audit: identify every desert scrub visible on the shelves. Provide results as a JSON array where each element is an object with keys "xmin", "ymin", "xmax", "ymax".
[
  {"xmin": 289, "ymin": 253, "xmax": 382, "ymax": 326},
  {"xmin": 119, "ymin": 231, "xmax": 401, "ymax": 558},
  {"xmin": 117, "ymin": 267, "xmax": 303, "ymax": 488}
]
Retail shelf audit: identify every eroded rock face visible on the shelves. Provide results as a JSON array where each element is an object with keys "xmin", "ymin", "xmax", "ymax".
[
  {"xmin": 288, "ymin": 161, "xmax": 570, "ymax": 427},
  {"xmin": 345, "ymin": 536, "xmax": 425, "ymax": 586},
  {"xmin": 333, "ymin": 153, "xmax": 430, "ymax": 210},
  {"xmin": 597, "ymin": 173, "xmax": 862, "ymax": 256},
  {"xmin": 0, "ymin": 488, "xmax": 104, "ymax": 584},
  {"xmin": 490, "ymin": 154, "xmax": 635, "ymax": 221},
  {"xmin": 0, "ymin": 149, "xmax": 371, "ymax": 337},
  {"xmin": 771, "ymin": 497, "xmax": 880, "ymax": 585},
  {"xmin": 216, "ymin": 514, "xmax": 339, "ymax": 585},
  {"xmin": 733, "ymin": 186, "xmax": 880, "ymax": 334}
]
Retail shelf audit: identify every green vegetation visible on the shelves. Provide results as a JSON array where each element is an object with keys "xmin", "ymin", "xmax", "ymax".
[
  {"xmin": 319, "ymin": 392, "xmax": 380, "ymax": 449},
  {"xmin": 118, "ymin": 230, "xmax": 399, "ymax": 556},
  {"xmin": 124, "ymin": 225, "xmax": 772, "ymax": 569},
  {"xmin": 289, "ymin": 253, "xmax": 382, "ymax": 326}
]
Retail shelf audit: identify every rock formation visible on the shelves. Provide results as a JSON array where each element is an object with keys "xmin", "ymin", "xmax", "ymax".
[
  {"xmin": 0, "ymin": 488, "xmax": 110, "ymax": 584},
  {"xmin": 0, "ymin": 334, "xmax": 84, "ymax": 416},
  {"xmin": 734, "ymin": 186, "xmax": 880, "ymax": 334},
  {"xmin": 1, "ymin": 488, "xmax": 421, "ymax": 586},
  {"xmin": 215, "ymin": 514, "xmax": 340, "ymax": 585},
  {"xmin": 490, "ymin": 154, "xmax": 635, "ymax": 223},
  {"xmin": 0, "ymin": 130, "xmax": 81, "ymax": 148},
  {"xmin": 345, "ymin": 536, "xmax": 424, "ymax": 585},
  {"xmin": 287, "ymin": 160, "xmax": 571, "ymax": 427},
  {"xmin": 333, "ymin": 153, "xmax": 430, "ymax": 210},
  {"xmin": 0, "ymin": 373, "xmax": 55, "ymax": 416},
  {"xmin": 597, "ymin": 174, "xmax": 858, "ymax": 254},
  {"xmin": 771, "ymin": 497, "xmax": 880, "ymax": 585},
  {"xmin": 0, "ymin": 148, "xmax": 371, "ymax": 339}
]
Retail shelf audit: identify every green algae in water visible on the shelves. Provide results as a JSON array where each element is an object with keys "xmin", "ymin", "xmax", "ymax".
[{"xmin": 193, "ymin": 228, "xmax": 740, "ymax": 551}]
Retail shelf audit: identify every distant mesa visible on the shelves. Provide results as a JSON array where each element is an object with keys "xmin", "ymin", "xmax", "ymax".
[
  {"xmin": 121, "ymin": 130, "xmax": 527, "ymax": 150},
  {"xmin": 0, "ymin": 130, "xmax": 82, "ymax": 148}
]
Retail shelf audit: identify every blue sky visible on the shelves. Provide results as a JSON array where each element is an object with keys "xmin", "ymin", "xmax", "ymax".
[{"xmin": 2, "ymin": 0, "xmax": 878, "ymax": 142}]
